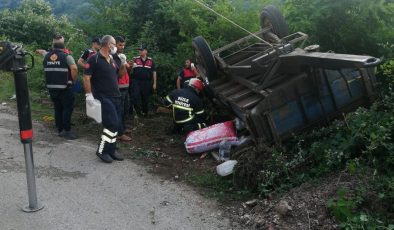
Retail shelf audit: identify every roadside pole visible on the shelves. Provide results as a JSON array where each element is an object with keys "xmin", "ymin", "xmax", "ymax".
[{"xmin": 1, "ymin": 42, "xmax": 44, "ymax": 212}]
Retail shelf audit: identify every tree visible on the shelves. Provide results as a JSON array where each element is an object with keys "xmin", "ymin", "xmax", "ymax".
[
  {"xmin": 283, "ymin": 0, "xmax": 394, "ymax": 58},
  {"xmin": 0, "ymin": 0, "xmax": 83, "ymax": 49}
]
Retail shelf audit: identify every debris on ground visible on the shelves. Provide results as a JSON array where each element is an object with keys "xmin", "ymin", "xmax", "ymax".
[
  {"xmin": 275, "ymin": 200, "xmax": 292, "ymax": 216},
  {"xmin": 216, "ymin": 160, "xmax": 238, "ymax": 177},
  {"xmin": 42, "ymin": 115, "xmax": 54, "ymax": 122},
  {"xmin": 244, "ymin": 199, "xmax": 259, "ymax": 208},
  {"xmin": 38, "ymin": 108, "xmax": 343, "ymax": 229},
  {"xmin": 185, "ymin": 121, "xmax": 238, "ymax": 154},
  {"xmin": 227, "ymin": 173, "xmax": 352, "ymax": 229}
]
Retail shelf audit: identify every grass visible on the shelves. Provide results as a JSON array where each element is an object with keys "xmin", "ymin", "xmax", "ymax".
[
  {"xmin": 0, "ymin": 72, "xmax": 15, "ymax": 102},
  {"xmin": 133, "ymin": 149, "xmax": 160, "ymax": 159},
  {"xmin": 185, "ymin": 172, "xmax": 254, "ymax": 201},
  {"xmin": 29, "ymin": 93, "xmax": 53, "ymax": 121},
  {"xmin": 0, "ymin": 73, "xmax": 54, "ymax": 121}
]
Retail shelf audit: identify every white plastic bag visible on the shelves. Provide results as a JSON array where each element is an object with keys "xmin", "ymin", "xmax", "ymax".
[
  {"xmin": 216, "ymin": 160, "xmax": 238, "ymax": 177},
  {"xmin": 86, "ymin": 99, "xmax": 102, "ymax": 123}
]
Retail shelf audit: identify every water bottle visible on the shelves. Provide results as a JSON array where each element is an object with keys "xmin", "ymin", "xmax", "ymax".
[
  {"xmin": 219, "ymin": 141, "xmax": 231, "ymax": 161},
  {"xmin": 86, "ymin": 99, "xmax": 102, "ymax": 123}
]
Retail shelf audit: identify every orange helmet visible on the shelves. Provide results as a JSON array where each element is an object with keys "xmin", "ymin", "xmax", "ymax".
[{"xmin": 189, "ymin": 78, "xmax": 204, "ymax": 92}]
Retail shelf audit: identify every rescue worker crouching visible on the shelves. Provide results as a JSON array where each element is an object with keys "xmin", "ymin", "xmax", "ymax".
[
  {"xmin": 83, "ymin": 35, "xmax": 128, "ymax": 163},
  {"xmin": 164, "ymin": 78, "xmax": 208, "ymax": 134},
  {"xmin": 43, "ymin": 35, "xmax": 78, "ymax": 140}
]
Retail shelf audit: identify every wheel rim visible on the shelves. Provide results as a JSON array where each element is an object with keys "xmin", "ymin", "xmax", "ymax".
[
  {"xmin": 262, "ymin": 18, "xmax": 273, "ymax": 31},
  {"xmin": 262, "ymin": 18, "xmax": 277, "ymax": 43}
]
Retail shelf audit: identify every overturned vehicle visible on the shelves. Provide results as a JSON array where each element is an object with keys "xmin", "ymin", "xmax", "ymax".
[{"xmin": 192, "ymin": 5, "xmax": 381, "ymax": 145}]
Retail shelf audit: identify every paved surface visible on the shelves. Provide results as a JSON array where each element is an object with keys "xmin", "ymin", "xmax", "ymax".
[{"xmin": 0, "ymin": 105, "xmax": 230, "ymax": 230}]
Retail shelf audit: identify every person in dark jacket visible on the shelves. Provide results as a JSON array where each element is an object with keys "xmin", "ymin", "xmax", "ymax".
[
  {"xmin": 77, "ymin": 37, "xmax": 101, "ymax": 68},
  {"xmin": 42, "ymin": 35, "xmax": 78, "ymax": 140},
  {"xmin": 164, "ymin": 78, "xmax": 208, "ymax": 134},
  {"xmin": 131, "ymin": 45, "xmax": 157, "ymax": 117},
  {"xmin": 83, "ymin": 35, "xmax": 129, "ymax": 163}
]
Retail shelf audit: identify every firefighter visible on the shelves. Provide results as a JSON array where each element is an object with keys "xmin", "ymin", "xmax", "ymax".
[
  {"xmin": 43, "ymin": 35, "xmax": 78, "ymax": 139},
  {"xmin": 77, "ymin": 37, "xmax": 101, "ymax": 68},
  {"xmin": 131, "ymin": 45, "xmax": 157, "ymax": 117},
  {"xmin": 176, "ymin": 59, "xmax": 199, "ymax": 89},
  {"xmin": 83, "ymin": 35, "xmax": 128, "ymax": 163},
  {"xmin": 113, "ymin": 36, "xmax": 131, "ymax": 141},
  {"xmin": 164, "ymin": 78, "xmax": 208, "ymax": 134}
]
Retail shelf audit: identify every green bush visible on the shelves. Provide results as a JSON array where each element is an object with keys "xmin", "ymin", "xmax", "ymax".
[
  {"xmin": 0, "ymin": 0, "xmax": 84, "ymax": 49},
  {"xmin": 283, "ymin": 0, "xmax": 394, "ymax": 58},
  {"xmin": 328, "ymin": 186, "xmax": 394, "ymax": 229}
]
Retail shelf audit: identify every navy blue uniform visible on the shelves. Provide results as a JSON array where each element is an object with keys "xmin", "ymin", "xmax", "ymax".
[
  {"xmin": 131, "ymin": 56, "xmax": 155, "ymax": 116},
  {"xmin": 43, "ymin": 49, "xmax": 75, "ymax": 133},
  {"xmin": 84, "ymin": 52, "xmax": 121, "ymax": 156},
  {"xmin": 164, "ymin": 87, "xmax": 207, "ymax": 133},
  {"xmin": 80, "ymin": 49, "xmax": 97, "ymax": 61}
]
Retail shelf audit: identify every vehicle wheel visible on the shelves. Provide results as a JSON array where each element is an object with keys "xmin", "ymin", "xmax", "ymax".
[
  {"xmin": 192, "ymin": 36, "xmax": 218, "ymax": 82},
  {"xmin": 260, "ymin": 5, "xmax": 289, "ymax": 42}
]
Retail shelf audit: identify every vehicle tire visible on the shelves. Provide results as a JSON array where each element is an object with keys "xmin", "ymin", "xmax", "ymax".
[
  {"xmin": 260, "ymin": 5, "xmax": 289, "ymax": 41},
  {"xmin": 192, "ymin": 36, "xmax": 218, "ymax": 82}
]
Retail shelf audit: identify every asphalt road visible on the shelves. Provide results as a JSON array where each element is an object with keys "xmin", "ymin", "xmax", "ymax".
[{"xmin": 0, "ymin": 104, "xmax": 230, "ymax": 230}]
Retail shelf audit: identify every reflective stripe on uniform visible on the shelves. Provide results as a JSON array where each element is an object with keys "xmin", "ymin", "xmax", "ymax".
[
  {"xmin": 173, "ymin": 104, "xmax": 194, "ymax": 124},
  {"xmin": 98, "ymin": 139, "xmax": 105, "ymax": 154},
  {"xmin": 44, "ymin": 68, "xmax": 69, "ymax": 72},
  {"xmin": 46, "ymin": 85, "xmax": 67, "ymax": 89},
  {"xmin": 101, "ymin": 135, "xmax": 116, "ymax": 143},
  {"xmin": 103, "ymin": 128, "xmax": 117, "ymax": 137},
  {"xmin": 196, "ymin": 110, "xmax": 205, "ymax": 115},
  {"xmin": 175, "ymin": 115, "xmax": 195, "ymax": 124},
  {"xmin": 165, "ymin": 95, "xmax": 173, "ymax": 104},
  {"xmin": 173, "ymin": 104, "xmax": 193, "ymax": 111}
]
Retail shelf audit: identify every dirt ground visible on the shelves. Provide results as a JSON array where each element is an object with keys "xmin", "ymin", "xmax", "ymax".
[
  {"xmin": 108, "ymin": 112, "xmax": 220, "ymax": 184},
  {"xmin": 227, "ymin": 174, "xmax": 348, "ymax": 230},
  {"xmin": 0, "ymin": 105, "xmax": 232, "ymax": 230},
  {"xmin": 42, "ymin": 106, "xmax": 345, "ymax": 230}
]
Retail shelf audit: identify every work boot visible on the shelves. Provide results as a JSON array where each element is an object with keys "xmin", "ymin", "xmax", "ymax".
[
  {"xmin": 96, "ymin": 152, "xmax": 113, "ymax": 163},
  {"xmin": 61, "ymin": 130, "xmax": 78, "ymax": 140},
  {"xmin": 109, "ymin": 152, "xmax": 124, "ymax": 161},
  {"xmin": 58, "ymin": 130, "xmax": 64, "ymax": 137}
]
